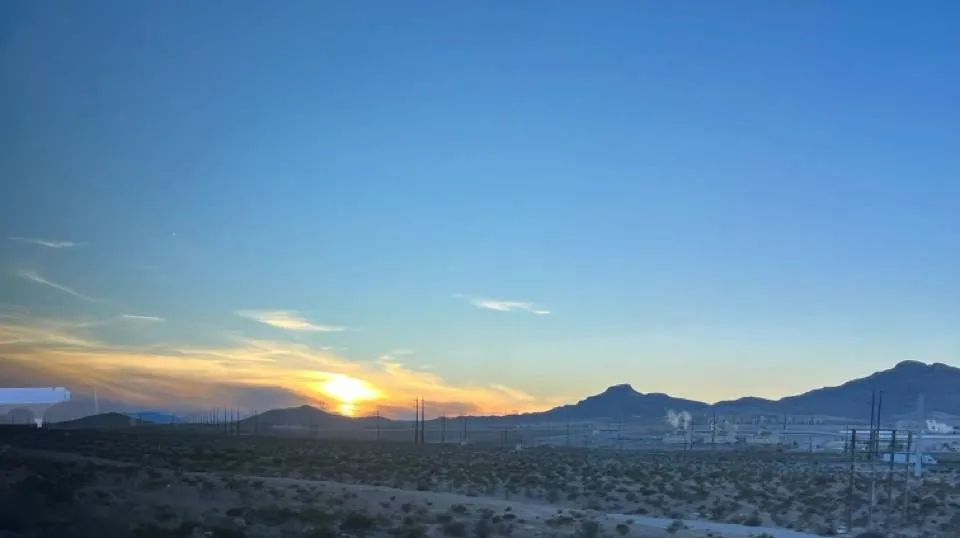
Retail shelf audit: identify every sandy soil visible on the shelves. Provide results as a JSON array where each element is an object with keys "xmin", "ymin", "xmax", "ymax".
[
  {"xmin": 4, "ymin": 447, "xmax": 819, "ymax": 538},
  {"xmin": 6, "ymin": 430, "xmax": 956, "ymax": 537}
]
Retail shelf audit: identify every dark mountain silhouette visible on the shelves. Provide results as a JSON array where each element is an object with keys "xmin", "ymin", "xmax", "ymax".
[
  {"xmin": 239, "ymin": 404, "xmax": 383, "ymax": 431},
  {"xmin": 128, "ymin": 411, "xmax": 182, "ymax": 424},
  {"xmin": 527, "ymin": 360, "xmax": 960, "ymax": 422},
  {"xmin": 53, "ymin": 412, "xmax": 142, "ymax": 430},
  {"xmin": 715, "ymin": 360, "xmax": 960, "ymax": 419},
  {"xmin": 42, "ymin": 396, "xmax": 195, "ymax": 424},
  {"xmin": 533, "ymin": 384, "xmax": 709, "ymax": 421},
  {"xmin": 21, "ymin": 361, "xmax": 959, "ymax": 428},
  {"xmin": 42, "ymin": 396, "xmax": 133, "ymax": 423}
]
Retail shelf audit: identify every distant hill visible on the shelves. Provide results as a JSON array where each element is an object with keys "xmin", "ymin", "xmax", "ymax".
[
  {"xmin": 532, "ymin": 384, "xmax": 709, "ymax": 422},
  {"xmin": 54, "ymin": 412, "xmax": 142, "ymax": 430},
  {"xmin": 715, "ymin": 360, "xmax": 960, "ymax": 419},
  {"xmin": 240, "ymin": 404, "xmax": 365, "ymax": 432},
  {"xmin": 28, "ymin": 361, "xmax": 960, "ymax": 430},
  {"xmin": 42, "ymin": 396, "xmax": 132, "ymax": 423},
  {"xmin": 128, "ymin": 411, "xmax": 182, "ymax": 424}
]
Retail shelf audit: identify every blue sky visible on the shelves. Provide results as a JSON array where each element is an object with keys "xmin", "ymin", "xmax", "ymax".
[{"xmin": 1, "ymin": 1, "xmax": 957, "ymax": 416}]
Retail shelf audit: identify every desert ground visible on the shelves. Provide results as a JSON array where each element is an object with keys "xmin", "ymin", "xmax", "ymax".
[{"xmin": 1, "ymin": 429, "xmax": 957, "ymax": 538}]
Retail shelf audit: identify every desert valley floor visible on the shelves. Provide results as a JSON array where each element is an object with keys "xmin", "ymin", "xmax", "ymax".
[{"xmin": 2, "ymin": 429, "xmax": 958, "ymax": 538}]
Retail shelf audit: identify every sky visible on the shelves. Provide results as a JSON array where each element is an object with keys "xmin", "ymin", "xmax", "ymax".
[{"xmin": 1, "ymin": 1, "xmax": 957, "ymax": 418}]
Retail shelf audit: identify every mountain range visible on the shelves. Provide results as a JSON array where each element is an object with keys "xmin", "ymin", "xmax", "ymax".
[
  {"xmin": 21, "ymin": 360, "xmax": 960, "ymax": 425},
  {"xmin": 531, "ymin": 360, "xmax": 959, "ymax": 423},
  {"xmin": 531, "ymin": 360, "xmax": 960, "ymax": 422}
]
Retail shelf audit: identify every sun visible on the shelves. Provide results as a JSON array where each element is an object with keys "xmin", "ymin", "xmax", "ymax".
[{"xmin": 318, "ymin": 374, "xmax": 379, "ymax": 416}]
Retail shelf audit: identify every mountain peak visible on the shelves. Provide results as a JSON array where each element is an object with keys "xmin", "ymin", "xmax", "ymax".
[
  {"xmin": 893, "ymin": 360, "xmax": 930, "ymax": 370},
  {"xmin": 889, "ymin": 360, "xmax": 958, "ymax": 375},
  {"xmin": 602, "ymin": 383, "xmax": 637, "ymax": 396}
]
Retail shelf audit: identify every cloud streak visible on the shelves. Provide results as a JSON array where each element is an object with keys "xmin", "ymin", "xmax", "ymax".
[
  {"xmin": 121, "ymin": 314, "xmax": 166, "ymax": 322},
  {"xmin": 456, "ymin": 294, "xmax": 550, "ymax": 315},
  {"xmin": 236, "ymin": 310, "xmax": 351, "ymax": 332},
  {"xmin": 14, "ymin": 269, "xmax": 102, "ymax": 303},
  {"xmin": 9, "ymin": 237, "xmax": 87, "ymax": 249},
  {"xmin": 0, "ymin": 312, "xmax": 105, "ymax": 348}
]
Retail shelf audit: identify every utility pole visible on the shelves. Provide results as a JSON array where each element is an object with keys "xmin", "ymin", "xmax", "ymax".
[
  {"xmin": 846, "ymin": 429, "xmax": 857, "ymax": 533},
  {"xmin": 441, "ymin": 414, "xmax": 446, "ymax": 444},
  {"xmin": 869, "ymin": 444, "xmax": 878, "ymax": 527},
  {"xmin": 414, "ymin": 399, "xmax": 420, "ymax": 445},
  {"xmin": 376, "ymin": 407, "xmax": 381, "ymax": 442},
  {"xmin": 876, "ymin": 391, "xmax": 884, "ymax": 457},
  {"xmin": 419, "ymin": 399, "xmax": 425, "ymax": 445},
  {"xmin": 462, "ymin": 416, "xmax": 467, "ymax": 444},
  {"xmin": 914, "ymin": 394, "xmax": 924, "ymax": 478},
  {"xmin": 885, "ymin": 430, "xmax": 897, "ymax": 534},
  {"xmin": 902, "ymin": 431, "xmax": 913, "ymax": 527},
  {"xmin": 869, "ymin": 391, "xmax": 877, "ymax": 458}
]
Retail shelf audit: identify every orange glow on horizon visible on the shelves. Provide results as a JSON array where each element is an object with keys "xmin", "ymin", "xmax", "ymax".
[
  {"xmin": 337, "ymin": 402, "xmax": 358, "ymax": 416},
  {"xmin": 0, "ymin": 312, "xmax": 566, "ymax": 418},
  {"xmin": 317, "ymin": 374, "xmax": 380, "ymax": 416}
]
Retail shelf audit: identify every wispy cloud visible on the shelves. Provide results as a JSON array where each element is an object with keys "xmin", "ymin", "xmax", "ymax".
[
  {"xmin": 489, "ymin": 384, "xmax": 538, "ymax": 403},
  {"xmin": 236, "ymin": 310, "xmax": 351, "ymax": 332},
  {"xmin": 0, "ymin": 311, "xmax": 105, "ymax": 348},
  {"xmin": 9, "ymin": 237, "xmax": 87, "ymax": 249},
  {"xmin": 0, "ymin": 313, "xmax": 563, "ymax": 417},
  {"xmin": 14, "ymin": 269, "xmax": 102, "ymax": 303},
  {"xmin": 121, "ymin": 314, "xmax": 166, "ymax": 322},
  {"xmin": 455, "ymin": 294, "xmax": 550, "ymax": 315}
]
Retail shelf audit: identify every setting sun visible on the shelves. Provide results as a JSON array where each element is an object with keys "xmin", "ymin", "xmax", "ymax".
[{"xmin": 318, "ymin": 374, "xmax": 379, "ymax": 416}]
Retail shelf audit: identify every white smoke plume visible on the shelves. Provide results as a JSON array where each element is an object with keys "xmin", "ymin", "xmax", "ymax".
[
  {"xmin": 926, "ymin": 419, "xmax": 954, "ymax": 434},
  {"xmin": 665, "ymin": 409, "xmax": 692, "ymax": 430}
]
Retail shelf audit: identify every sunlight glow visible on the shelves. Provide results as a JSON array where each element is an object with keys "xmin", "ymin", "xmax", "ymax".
[
  {"xmin": 0, "ymin": 314, "xmax": 559, "ymax": 417},
  {"xmin": 337, "ymin": 402, "xmax": 357, "ymax": 416},
  {"xmin": 318, "ymin": 374, "xmax": 379, "ymax": 416}
]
